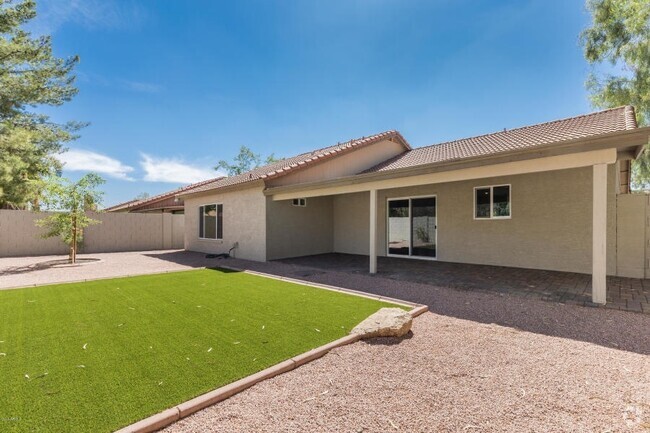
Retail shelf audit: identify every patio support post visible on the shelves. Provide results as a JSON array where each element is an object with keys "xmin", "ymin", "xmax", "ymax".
[
  {"xmin": 592, "ymin": 163, "xmax": 607, "ymax": 304},
  {"xmin": 369, "ymin": 189, "xmax": 378, "ymax": 274}
]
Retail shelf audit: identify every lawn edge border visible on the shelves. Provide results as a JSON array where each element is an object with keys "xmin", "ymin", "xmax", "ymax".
[
  {"xmin": 0, "ymin": 267, "xmax": 208, "ymax": 291},
  {"xmin": 114, "ymin": 269, "xmax": 427, "ymax": 433}
]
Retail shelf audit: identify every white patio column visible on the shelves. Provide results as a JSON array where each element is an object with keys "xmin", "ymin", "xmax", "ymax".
[
  {"xmin": 592, "ymin": 163, "xmax": 607, "ymax": 304},
  {"xmin": 369, "ymin": 189, "xmax": 378, "ymax": 274}
]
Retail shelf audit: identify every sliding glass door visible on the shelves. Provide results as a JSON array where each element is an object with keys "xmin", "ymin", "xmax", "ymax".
[
  {"xmin": 388, "ymin": 200, "xmax": 410, "ymax": 255},
  {"xmin": 387, "ymin": 196, "xmax": 436, "ymax": 259}
]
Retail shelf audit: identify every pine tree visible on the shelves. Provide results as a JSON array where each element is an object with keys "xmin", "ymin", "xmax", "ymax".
[{"xmin": 0, "ymin": 0, "xmax": 82, "ymax": 208}]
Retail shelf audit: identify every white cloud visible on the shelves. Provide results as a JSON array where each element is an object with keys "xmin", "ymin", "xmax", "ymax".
[
  {"xmin": 121, "ymin": 80, "xmax": 163, "ymax": 94},
  {"xmin": 140, "ymin": 154, "xmax": 220, "ymax": 184},
  {"xmin": 31, "ymin": 0, "xmax": 146, "ymax": 34},
  {"xmin": 59, "ymin": 149, "xmax": 135, "ymax": 181}
]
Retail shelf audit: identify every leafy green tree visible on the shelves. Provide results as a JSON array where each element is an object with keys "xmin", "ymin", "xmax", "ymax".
[
  {"xmin": 216, "ymin": 145, "xmax": 282, "ymax": 176},
  {"xmin": 581, "ymin": 0, "xmax": 650, "ymax": 188},
  {"xmin": 0, "ymin": 0, "xmax": 82, "ymax": 209},
  {"xmin": 36, "ymin": 173, "xmax": 105, "ymax": 263}
]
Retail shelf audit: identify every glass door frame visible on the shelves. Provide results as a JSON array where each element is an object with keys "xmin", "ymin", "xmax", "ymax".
[{"xmin": 386, "ymin": 194, "xmax": 437, "ymax": 261}]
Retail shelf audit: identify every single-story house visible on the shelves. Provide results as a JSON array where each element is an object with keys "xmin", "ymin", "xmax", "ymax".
[
  {"xmin": 178, "ymin": 106, "xmax": 650, "ymax": 305},
  {"xmin": 105, "ymin": 177, "xmax": 224, "ymax": 214}
]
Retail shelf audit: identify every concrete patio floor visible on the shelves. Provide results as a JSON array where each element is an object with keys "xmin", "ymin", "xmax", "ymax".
[{"xmin": 278, "ymin": 253, "xmax": 649, "ymax": 314}]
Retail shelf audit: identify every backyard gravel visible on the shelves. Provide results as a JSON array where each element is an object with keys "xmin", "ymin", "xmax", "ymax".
[
  {"xmin": 0, "ymin": 250, "xmax": 208, "ymax": 289},
  {"xmin": 166, "ymin": 312, "xmax": 650, "ymax": 433}
]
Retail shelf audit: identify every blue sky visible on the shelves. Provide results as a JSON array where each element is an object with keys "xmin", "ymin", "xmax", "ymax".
[{"xmin": 31, "ymin": 0, "xmax": 596, "ymax": 207}]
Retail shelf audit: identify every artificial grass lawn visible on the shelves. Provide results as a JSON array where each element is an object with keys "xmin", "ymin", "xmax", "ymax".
[{"xmin": 0, "ymin": 268, "xmax": 401, "ymax": 433}]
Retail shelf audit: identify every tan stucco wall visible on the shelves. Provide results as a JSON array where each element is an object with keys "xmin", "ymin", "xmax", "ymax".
[
  {"xmin": 376, "ymin": 165, "xmax": 618, "ymax": 274},
  {"xmin": 184, "ymin": 186, "xmax": 266, "ymax": 261},
  {"xmin": 266, "ymin": 139, "xmax": 406, "ymax": 187},
  {"xmin": 0, "ymin": 210, "xmax": 184, "ymax": 257},
  {"xmin": 84, "ymin": 212, "xmax": 184, "ymax": 252},
  {"xmin": 333, "ymin": 192, "xmax": 370, "ymax": 255},
  {"xmin": 266, "ymin": 195, "xmax": 334, "ymax": 260},
  {"xmin": 616, "ymin": 193, "xmax": 648, "ymax": 278},
  {"xmin": 328, "ymin": 166, "xmax": 620, "ymax": 275}
]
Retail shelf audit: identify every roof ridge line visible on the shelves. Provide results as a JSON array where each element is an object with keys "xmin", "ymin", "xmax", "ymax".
[
  {"xmin": 415, "ymin": 106, "xmax": 632, "ymax": 151},
  {"xmin": 259, "ymin": 130, "xmax": 404, "ymax": 180}
]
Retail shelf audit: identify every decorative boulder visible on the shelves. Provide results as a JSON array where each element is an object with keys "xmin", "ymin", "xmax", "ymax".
[{"xmin": 351, "ymin": 307, "xmax": 412, "ymax": 339}]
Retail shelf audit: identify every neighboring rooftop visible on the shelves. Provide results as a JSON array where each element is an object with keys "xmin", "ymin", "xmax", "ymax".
[
  {"xmin": 105, "ymin": 177, "xmax": 224, "ymax": 212},
  {"xmin": 363, "ymin": 106, "xmax": 637, "ymax": 174},
  {"xmin": 181, "ymin": 130, "xmax": 411, "ymax": 196}
]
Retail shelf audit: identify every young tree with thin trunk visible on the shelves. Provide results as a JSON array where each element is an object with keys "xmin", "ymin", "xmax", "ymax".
[{"xmin": 36, "ymin": 173, "xmax": 105, "ymax": 263}]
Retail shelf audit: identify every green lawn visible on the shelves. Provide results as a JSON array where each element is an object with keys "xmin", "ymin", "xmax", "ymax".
[{"xmin": 0, "ymin": 268, "xmax": 399, "ymax": 432}]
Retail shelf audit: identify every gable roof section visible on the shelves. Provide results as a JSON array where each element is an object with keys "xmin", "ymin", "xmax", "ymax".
[
  {"xmin": 105, "ymin": 177, "xmax": 225, "ymax": 212},
  {"xmin": 181, "ymin": 130, "xmax": 410, "ymax": 196},
  {"xmin": 363, "ymin": 106, "xmax": 637, "ymax": 174}
]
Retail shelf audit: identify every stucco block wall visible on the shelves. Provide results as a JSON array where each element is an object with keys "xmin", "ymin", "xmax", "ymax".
[
  {"xmin": 0, "ymin": 210, "xmax": 184, "ymax": 257},
  {"xmin": 0, "ymin": 210, "xmax": 70, "ymax": 256},
  {"xmin": 184, "ymin": 186, "xmax": 266, "ymax": 261},
  {"xmin": 266, "ymin": 195, "xmax": 334, "ymax": 260},
  {"xmin": 83, "ymin": 212, "xmax": 184, "ymax": 253},
  {"xmin": 266, "ymin": 139, "xmax": 406, "ymax": 187},
  {"xmin": 616, "ymin": 193, "xmax": 648, "ymax": 278}
]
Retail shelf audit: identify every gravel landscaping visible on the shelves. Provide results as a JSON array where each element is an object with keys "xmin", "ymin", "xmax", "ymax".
[
  {"xmin": 0, "ymin": 250, "xmax": 208, "ymax": 289},
  {"xmin": 166, "ymin": 311, "xmax": 650, "ymax": 432}
]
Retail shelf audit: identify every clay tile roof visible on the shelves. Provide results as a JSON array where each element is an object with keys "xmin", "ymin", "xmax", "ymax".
[
  {"xmin": 104, "ymin": 199, "xmax": 141, "ymax": 212},
  {"xmin": 182, "ymin": 130, "xmax": 411, "ymax": 195},
  {"xmin": 363, "ymin": 106, "xmax": 637, "ymax": 174},
  {"xmin": 104, "ymin": 177, "xmax": 225, "ymax": 211}
]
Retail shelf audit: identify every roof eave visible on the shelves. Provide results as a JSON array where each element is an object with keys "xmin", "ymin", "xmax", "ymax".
[
  {"xmin": 264, "ymin": 126, "xmax": 650, "ymax": 197},
  {"xmin": 260, "ymin": 131, "xmax": 412, "ymax": 182},
  {"xmin": 177, "ymin": 179, "xmax": 266, "ymax": 199}
]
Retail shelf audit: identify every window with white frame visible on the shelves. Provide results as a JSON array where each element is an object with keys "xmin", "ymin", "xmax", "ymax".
[
  {"xmin": 199, "ymin": 204, "xmax": 223, "ymax": 239},
  {"xmin": 474, "ymin": 185, "xmax": 510, "ymax": 219},
  {"xmin": 292, "ymin": 198, "xmax": 307, "ymax": 207}
]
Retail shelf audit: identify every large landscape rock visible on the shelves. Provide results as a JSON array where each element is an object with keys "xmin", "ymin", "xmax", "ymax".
[{"xmin": 351, "ymin": 307, "xmax": 412, "ymax": 339}]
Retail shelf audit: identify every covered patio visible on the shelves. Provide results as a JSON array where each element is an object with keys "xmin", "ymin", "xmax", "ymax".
[{"xmin": 277, "ymin": 253, "xmax": 649, "ymax": 314}]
